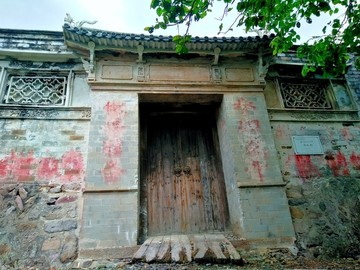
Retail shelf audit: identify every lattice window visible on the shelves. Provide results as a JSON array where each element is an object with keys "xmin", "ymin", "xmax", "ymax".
[
  {"xmin": 4, "ymin": 76, "xmax": 67, "ymax": 106},
  {"xmin": 278, "ymin": 78, "xmax": 331, "ymax": 109}
]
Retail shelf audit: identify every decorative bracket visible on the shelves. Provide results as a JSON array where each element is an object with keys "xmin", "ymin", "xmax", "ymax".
[
  {"xmin": 213, "ymin": 47, "xmax": 221, "ymax": 65},
  {"xmin": 88, "ymin": 41, "xmax": 95, "ymax": 73},
  {"xmin": 136, "ymin": 44, "xmax": 146, "ymax": 81},
  {"xmin": 81, "ymin": 41, "xmax": 96, "ymax": 81},
  {"xmin": 212, "ymin": 47, "xmax": 222, "ymax": 82},
  {"xmin": 137, "ymin": 44, "xmax": 145, "ymax": 63},
  {"xmin": 257, "ymin": 47, "xmax": 270, "ymax": 84}
]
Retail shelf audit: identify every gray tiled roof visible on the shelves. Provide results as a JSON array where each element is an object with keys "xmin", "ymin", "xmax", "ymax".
[{"xmin": 63, "ymin": 23, "xmax": 274, "ymax": 54}]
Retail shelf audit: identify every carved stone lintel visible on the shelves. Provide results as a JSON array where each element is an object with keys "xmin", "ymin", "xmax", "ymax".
[
  {"xmin": 212, "ymin": 66, "xmax": 222, "ymax": 82},
  {"xmin": 290, "ymin": 112, "xmax": 332, "ymax": 120},
  {"xmin": 137, "ymin": 63, "xmax": 145, "ymax": 82},
  {"xmin": 0, "ymin": 107, "xmax": 91, "ymax": 120}
]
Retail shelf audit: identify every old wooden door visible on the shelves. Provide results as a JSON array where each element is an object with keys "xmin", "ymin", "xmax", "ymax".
[{"xmin": 143, "ymin": 110, "xmax": 229, "ymax": 236}]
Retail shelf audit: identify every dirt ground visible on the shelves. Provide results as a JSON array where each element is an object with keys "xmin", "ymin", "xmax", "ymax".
[
  {"xmin": 75, "ymin": 247, "xmax": 360, "ymax": 269},
  {"xmin": 88, "ymin": 255, "xmax": 360, "ymax": 269}
]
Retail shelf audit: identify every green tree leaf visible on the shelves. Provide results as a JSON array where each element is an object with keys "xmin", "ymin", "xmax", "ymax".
[{"xmin": 147, "ymin": 0, "xmax": 359, "ymax": 76}]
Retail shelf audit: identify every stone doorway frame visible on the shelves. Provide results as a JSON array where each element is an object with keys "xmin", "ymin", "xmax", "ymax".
[{"xmin": 138, "ymin": 93, "xmax": 240, "ymax": 243}]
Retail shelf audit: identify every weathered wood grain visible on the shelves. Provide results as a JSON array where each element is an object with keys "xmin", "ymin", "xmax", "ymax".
[
  {"xmin": 157, "ymin": 235, "xmax": 171, "ymax": 262},
  {"xmin": 145, "ymin": 112, "xmax": 229, "ymax": 235},
  {"xmin": 134, "ymin": 233, "xmax": 242, "ymax": 264},
  {"xmin": 145, "ymin": 236, "xmax": 163, "ymax": 262},
  {"xmin": 133, "ymin": 237, "xmax": 152, "ymax": 260}
]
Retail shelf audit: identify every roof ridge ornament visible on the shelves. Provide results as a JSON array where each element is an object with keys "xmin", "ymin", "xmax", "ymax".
[{"xmin": 64, "ymin": 13, "xmax": 97, "ymax": 28}]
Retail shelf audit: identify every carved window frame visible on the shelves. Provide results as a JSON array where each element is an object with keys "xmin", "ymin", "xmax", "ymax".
[
  {"xmin": 275, "ymin": 77, "xmax": 355, "ymax": 111},
  {"xmin": 0, "ymin": 68, "xmax": 74, "ymax": 107}
]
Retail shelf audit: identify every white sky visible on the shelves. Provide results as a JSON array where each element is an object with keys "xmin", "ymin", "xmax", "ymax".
[
  {"xmin": 0, "ymin": 0, "xmax": 239, "ymax": 36},
  {"xmin": 0, "ymin": 0, "xmax": 336, "ymax": 42}
]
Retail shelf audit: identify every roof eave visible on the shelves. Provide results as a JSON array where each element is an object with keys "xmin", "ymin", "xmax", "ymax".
[{"xmin": 62, "ymin": 24, "xmax": 274, "ymax": 56}]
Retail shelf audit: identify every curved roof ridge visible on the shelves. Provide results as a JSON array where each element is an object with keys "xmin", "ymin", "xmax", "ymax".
[
  {"xmin": 63, "ymin": 23, "xmax": 274, "ymax": 54},
  {"xmin": 63, "ymin": 23, "xmax": 274, "ymax": 44}
]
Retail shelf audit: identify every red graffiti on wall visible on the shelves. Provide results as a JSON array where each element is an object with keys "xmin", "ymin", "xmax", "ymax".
[
  {"xmin": 341, "ymin": 127, "xmax": 354, "ymax": 141},
  {"xmin": 295, "ymin": 155, "xmax": 321, "ymax": 179},
  {"xmin": 102, "ymin": 101, "xmax": 127, "ymax": 183},
  {"xmin": 274, "ymin": 126, "xmax": 284, "ymax": 139},
  {"xmin": 102, "ymin": 160, "xmax": 124, "ymax": 183},
  {"xmin": 103, "ymin": 141, "xmax": 122, "ymax": 157},
  {"xmin": 326, "ymin": 151, "xmax": 350, "ymax": 176},
  {"xmin": 61, "ymin": 149, "xmax": 85, "ymax": 181},
  {"xmin": 0, "ymin": 158, "xmax": 9, "ymax": 178},
  {"xmin": 37, "ymin": 157, "xmax": 59, "ymax": 179},
  {"xmin": 350, "ymin": 152, "xmax": 360, "ymax": 169},
  {"xmin": 7, "ymin": 151, "xmax": 35, "ymax": 181},
  {"xmin": 239, "ymin": 119, "xmax": 267, "ymax": 182},
  {"xmin": 0, "ymin": 149, "xmax": 84, "ymax": 183},
  {"xmin": 252, "ymin": 161, "xmax": 264, "ymax": 181},
  {"xmin": 239, "ymin": 119, "xmax": 260, "ymax": 130},
  {"xmin": 234, "ymin": 97, "xmax": 256, "ymax": 115}
]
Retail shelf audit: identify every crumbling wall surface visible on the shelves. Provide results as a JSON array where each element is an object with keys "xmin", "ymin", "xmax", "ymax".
[
  {"xmin": 0, "ymin": 118, "xmax": 89, "ymax": 268},
  {"xmin": 272, "ymin": 121, "xmax": 360, "ymax": 258}
]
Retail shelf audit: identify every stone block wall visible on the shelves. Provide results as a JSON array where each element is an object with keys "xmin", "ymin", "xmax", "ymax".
[
  {"xmin": 266, "ymin": 64, "xmax": 360, "ymax": 257},
  {"xmin": 270, "ymin": 120, "xmax": 360, "ymax": 257},
  {"xmin": 217, "ymin": 93, "xmax": 295, "ymax": 242},
  {"xmin": 0, "ymin": 183, "xmax": 80, "ymax": 268}
]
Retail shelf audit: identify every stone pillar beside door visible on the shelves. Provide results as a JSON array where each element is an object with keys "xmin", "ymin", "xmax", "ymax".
[
  {"xmin": 79, "ymin": 92, "xmax": 139, "ymax": 258},
  {"xmin": 217, "ymin": 93, "xmax": 295, "ymax": 246}
]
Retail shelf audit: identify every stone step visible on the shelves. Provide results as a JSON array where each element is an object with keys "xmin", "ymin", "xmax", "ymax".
[{"xmin": 133, "ymin": 233, "xmax": 243, "ymax": 264}]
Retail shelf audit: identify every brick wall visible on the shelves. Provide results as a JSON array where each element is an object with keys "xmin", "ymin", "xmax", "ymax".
[
  {"xmin": 0, "ymin": 119, "xmax": 89, "ymax": 185},
  {"xmin": 217, "ymin": 93, "xmax": 295, "ymax": 241},
  {"xmin": 79, "ymin": 92, "xmax": 139, "ymax": 254}
]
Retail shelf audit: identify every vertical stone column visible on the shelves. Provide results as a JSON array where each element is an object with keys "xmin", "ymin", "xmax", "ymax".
[
  {"xmin": 217, "ymin": 92, "xmax": 295, "ymax": 244},
  {"xmin": 79, "ymin": 92, "xmax": 139, "ymax": 255}
]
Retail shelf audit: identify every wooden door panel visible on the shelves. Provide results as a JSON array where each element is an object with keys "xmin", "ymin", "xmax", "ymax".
[{"xmin": 145, "ymin": 113, "xmax": 229, "ymax": 236}]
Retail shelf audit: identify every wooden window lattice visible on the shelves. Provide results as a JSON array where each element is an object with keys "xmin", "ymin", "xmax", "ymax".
[
  {"xmin": 279, "ymin": 79, "xmax": 331, "ymax": 109},
  {"xmin": 4, "ymin": 76, "xmax": 67, "ymax": 106}
]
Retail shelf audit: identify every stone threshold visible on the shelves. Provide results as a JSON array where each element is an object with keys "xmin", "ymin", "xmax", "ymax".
[{"xmin": 77, "ymin": 236, "xmax": 296, "ymax": 262}]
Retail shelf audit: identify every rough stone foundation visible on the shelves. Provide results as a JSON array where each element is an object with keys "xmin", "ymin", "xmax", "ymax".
[{"xmin": 0, "ymin": 183, "xmax": 81, "ymax": 269}]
